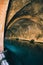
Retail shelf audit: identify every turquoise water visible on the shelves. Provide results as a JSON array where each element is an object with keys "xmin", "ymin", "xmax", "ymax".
[{"xmin": 4, "ymin": 39, "xmax": 43, "ymax": 65}]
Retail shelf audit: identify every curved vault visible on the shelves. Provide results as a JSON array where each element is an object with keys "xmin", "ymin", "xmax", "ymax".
[{"xmin": 5, "ymin": 0, "xmax": 43, "ymax": 42}]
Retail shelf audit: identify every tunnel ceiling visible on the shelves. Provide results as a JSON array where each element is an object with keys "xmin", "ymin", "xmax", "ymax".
[{"xmin": 5, "ymin": 0, "xmax": 43, "ymax": 42}]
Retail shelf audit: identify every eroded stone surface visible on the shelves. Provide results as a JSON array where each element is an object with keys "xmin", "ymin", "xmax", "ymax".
[{"xmin": 5, "ymin": 0, "xmax": 43, "ymax": 42}]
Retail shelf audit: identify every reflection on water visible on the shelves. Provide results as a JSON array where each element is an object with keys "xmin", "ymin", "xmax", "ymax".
[{"xmin": 4, "ymin": 39, "xmax": 43, "ymax": 65}]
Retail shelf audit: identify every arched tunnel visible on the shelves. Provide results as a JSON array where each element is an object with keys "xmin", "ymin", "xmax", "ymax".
[
  {"xmin": 4, "ymin": 0, "xmax": 43, "ymax": 65},
  {"xmin": 5, "ymin": 0, "xmax": 43, "ymax": 42}
]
